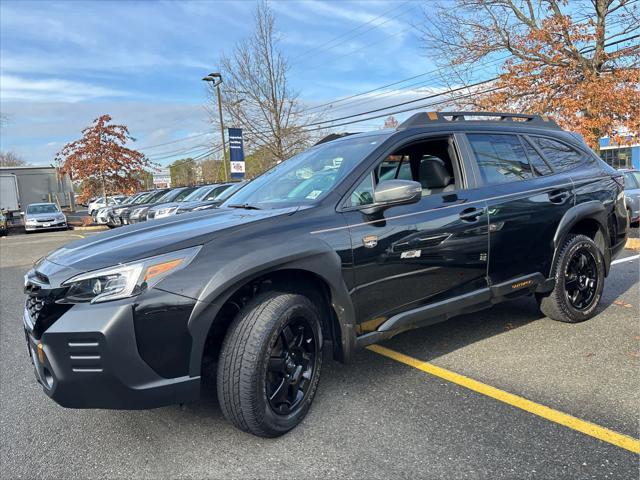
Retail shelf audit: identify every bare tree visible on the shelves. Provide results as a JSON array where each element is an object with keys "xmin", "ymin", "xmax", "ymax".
[
  {"xmin": 0, "ymin": 151, "xmax": 27, "ymax": 167},
  {"xmin": 209, "ymin": 1, "xmax": 317, "ymax": 170},
  {"xmin": 420, "ymin": 0, "xmax": 640, "ymax": 147}
]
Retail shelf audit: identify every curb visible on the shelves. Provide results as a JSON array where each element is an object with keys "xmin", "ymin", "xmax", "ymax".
[
  {"xmin": 625, "ymin": 238, "xmax": 640, "ymax": 250},
  {"xmin": 71, "ymin": 225, "xmax": 108, "ymax": 231}
]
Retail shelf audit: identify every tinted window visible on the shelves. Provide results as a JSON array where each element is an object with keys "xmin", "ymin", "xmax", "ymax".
[
  {"xmin": 522, "ymin": 138, "xmax": 553, "ymax": 175},
  {"xmin": 467, "ymin": 134, "xmax": 533, "ymax": 185},
  {"xmin": 530, "ymin": 137, "xmax": 586, "ymax": 172}
]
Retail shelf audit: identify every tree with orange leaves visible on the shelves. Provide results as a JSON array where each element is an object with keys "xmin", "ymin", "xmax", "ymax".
[
  {"xmin": 421, "ymin": 0, "xmax": 639, "ymax": 149},
  {"xmin": 56, "ymin": 115, "xmax": 153, "ymax": 203}
]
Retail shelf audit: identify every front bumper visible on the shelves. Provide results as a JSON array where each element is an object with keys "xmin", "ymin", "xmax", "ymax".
[
  {"xmin": 23, "ymin": 300, "xmax": 200, "ymax": 409},
  {"xmin": 25, "ymin": 221, "xmax": 67, "ymax": 231}
]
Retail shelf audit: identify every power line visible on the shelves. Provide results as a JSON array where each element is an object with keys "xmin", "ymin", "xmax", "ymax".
[
  {"xmin": 136, "ymin": 132, "xmax": 211, "ymax": 151},
  {"xmin": 301, "ymin": 85, "xmax": 504, "ymax": 132},
  {"xmin": 146, "ymin": 145, "xmax": 212, "ymax": 162},
  {"xmin": 301, "ymin": 78, "xmax": 497, "ymax": 128},
  {"xmin": 306, "ymin": 54, "xmax": 510, "ymax": 116}
]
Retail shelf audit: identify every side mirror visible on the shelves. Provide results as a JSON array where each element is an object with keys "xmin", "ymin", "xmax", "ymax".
[
  {"xmin": 20, "ymin": 211, "xmax": 25, "ymax": 216},
  {"xmin": 361, "ymin": 180, "xmax": 422, "ymax": 215}
]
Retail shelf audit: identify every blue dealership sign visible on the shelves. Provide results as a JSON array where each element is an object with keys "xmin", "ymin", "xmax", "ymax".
[{"xmin": 228, "ymin": 128, "xmax": 245, "ymax": 179}]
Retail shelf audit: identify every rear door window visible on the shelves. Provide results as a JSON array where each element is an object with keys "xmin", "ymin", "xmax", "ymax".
[
  {"xmin": 467, "ymin": 133, "xmax": 533, "ymax": 185},
  {"xmin": 530, "ymin": 137, "xmax": 586, "ymax": 172}
]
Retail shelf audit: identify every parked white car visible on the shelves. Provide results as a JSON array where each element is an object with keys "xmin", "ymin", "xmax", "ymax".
[
  {"xmin": 88, "ymin": 195, "xmax": 126, "ymax": 217},
  {"xmin": 95, "ymin": 207, "xmax": 111, "ymax": 224}
]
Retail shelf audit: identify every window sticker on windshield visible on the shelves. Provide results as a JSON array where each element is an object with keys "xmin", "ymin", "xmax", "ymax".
[{"xmin": 306, "ymin": 190, "xmax": 322, "ymax": 199}]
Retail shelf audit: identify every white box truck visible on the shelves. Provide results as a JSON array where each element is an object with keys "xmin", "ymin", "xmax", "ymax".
[{"xmin": 0, "ymin": 173, "xmax": 20, "ymax": 213}]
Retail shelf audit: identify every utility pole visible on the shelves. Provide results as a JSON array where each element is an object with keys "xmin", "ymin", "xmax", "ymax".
[{"xmin": 203, "ymin": 72, "xmax": 228, "ymax": 182}]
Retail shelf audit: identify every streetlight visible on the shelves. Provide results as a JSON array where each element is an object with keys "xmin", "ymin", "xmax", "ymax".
[{"xmin": 202, "ymin": 72, "xmax": 228, "ymax": 182}]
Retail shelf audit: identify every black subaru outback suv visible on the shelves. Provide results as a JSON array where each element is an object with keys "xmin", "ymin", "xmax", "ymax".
[{"xmin": 23, "ymin": 112, "xmax": 627, "ymax": 437}]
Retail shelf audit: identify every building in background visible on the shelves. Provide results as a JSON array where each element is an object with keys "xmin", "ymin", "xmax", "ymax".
[{"xmin": 599, "ymin": 137, "xmax": 639, "ymax": 170}]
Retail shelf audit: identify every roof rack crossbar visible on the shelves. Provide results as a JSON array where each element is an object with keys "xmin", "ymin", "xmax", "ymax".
[{"xmin": 397, "ymin": 111, "xmax": 560, "ymax": 130}]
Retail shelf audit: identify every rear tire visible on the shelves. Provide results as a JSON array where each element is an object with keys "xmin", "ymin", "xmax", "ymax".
[
  {"xmin": 217, "ymin": 291, "xmax": 323, "ymax": 437},
  {"xmin": 536, "ymin": 234, "xmax": 604, "ymax": 323}
]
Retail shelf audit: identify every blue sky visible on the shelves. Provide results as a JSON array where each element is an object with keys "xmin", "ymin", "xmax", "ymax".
[{"xmin": 0, "ymin": 0, "xmax": 487, "ymax": 165}]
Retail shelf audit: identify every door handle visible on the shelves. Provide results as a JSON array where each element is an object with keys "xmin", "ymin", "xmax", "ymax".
[
  {"xmin": 548, "ymin": 190, "xmax": 570, "ymax": 204},
  {"xmin": 459, "ymin": 207, "xmax": 485, "ymax": 222}
]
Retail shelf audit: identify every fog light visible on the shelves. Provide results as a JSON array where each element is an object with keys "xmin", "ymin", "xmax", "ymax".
[{"xmin": 37, "ymin": 343, "xmax": 45, "ymax": 363}]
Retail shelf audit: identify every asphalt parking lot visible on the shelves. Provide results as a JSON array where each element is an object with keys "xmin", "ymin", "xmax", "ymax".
[{"xmin": 1, "ymin": 230, "xmax": 638, "ymax": 479}]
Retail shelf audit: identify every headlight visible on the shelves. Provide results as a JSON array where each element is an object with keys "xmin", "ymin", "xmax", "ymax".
[
  {"xmin": 61, "ymin": 246, "xmax": 201, "ymax": 303},
  {"xmin": 131, "ymin": 207, "xmax": 147, "ymax": 219},
  {"xmin": 113, "ymin": 207, "xmax": 126, "ymax": 215},
  {"xmin": 26, "ymin": 218, "xmax": 38, "ymax": 224},
  {"xmin": 155, "ymin": 206, "xmax": 178, "ymax": 218}
]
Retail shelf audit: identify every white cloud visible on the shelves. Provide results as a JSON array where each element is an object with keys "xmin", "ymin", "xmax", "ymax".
[{"xmin": 1, "ymin": 75, "xmax": 130, "ymax": 102}]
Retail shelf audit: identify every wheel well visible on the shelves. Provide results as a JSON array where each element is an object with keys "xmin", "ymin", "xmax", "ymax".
[
  {"xmin": 201, "ymin": 269, "xmax": 342, "ymax": 375},
  {"xmin": 568, "ymin": 217, "xmax": 606, "ymax": 254}
]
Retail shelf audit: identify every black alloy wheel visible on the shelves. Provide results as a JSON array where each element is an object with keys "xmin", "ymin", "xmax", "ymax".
[
  {"xmin": 536, "ymin": 234, "xmax": 605, "ymax": 323},
  {"xmin": 217, "ymin": 291, "xmax": 323, "ymax": 437},
  {"xmin": 266, "ymin": 318, "xmax": 317, "ymax": 415},
  {"xmin": 563, "ymin": 247, "xmax": 598, "ymax": 310}
]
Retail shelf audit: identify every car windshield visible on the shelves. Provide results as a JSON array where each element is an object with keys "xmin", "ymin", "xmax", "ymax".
[
  {"xmin": 154, "ymin": 189, "xmax": 178, "ymax": 203},
  {"xmin": 203, "ymin": 184, "xmax": 232, "ymax": 201},
  {"xmin": 221, "ymin": 134, "xmax": 387, "ymax": 208},
  {"xmin": 132, "ymin": 192, "xmax": 153, "ymax": 204},
  {"xmin": 183, "ymin": 185, "xmax": 214, "ymax": 202},
  {"xmin": 217, "ymin": 182, "xmax": 245, "ymax": 200},
  {"xmin": 174, "ymin": 187, "xmax": 199, "ymax": 202},
  {"xmin": 144, "ymin": 190, "xmax": 169, "ymax": 203},
  {"xmin": 27, "ymin": 204, "xmax": 59, "ymax": 214}
]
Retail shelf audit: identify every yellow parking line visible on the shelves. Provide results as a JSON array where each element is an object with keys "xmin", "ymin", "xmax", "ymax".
[{"xmin": 367, "ymin": 344, "xmax": 640, "ymax": 454}]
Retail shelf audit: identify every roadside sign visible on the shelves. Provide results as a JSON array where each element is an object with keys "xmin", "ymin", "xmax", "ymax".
[
  {"xmin": 228, "ymin": 128, "xmax": 245, "ymax": 179},
  {"xmin": 153, "ymin": 168, "xmax": 171, "ymax": 188}
]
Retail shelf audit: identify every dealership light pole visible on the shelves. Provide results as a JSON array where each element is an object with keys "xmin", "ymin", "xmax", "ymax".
[{"xmin": 202, "ymin": 72, "xmax": 228, "ymax": 182}]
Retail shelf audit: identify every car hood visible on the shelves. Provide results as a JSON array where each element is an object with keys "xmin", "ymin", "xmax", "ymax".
[
  {"xmin": 26, "ymin": 212, "xmax": 63, "ymax": 220},
  {"xmin": 149, "ymin": 201, "xmax": 181, "ymax": 211},
  {"xmin": 44, "ymin": 206, "xmax": 298, "ymax": 272},
  {"xmin": 179, "ymin": 200, "xmax": 220, "ymax": 211}
]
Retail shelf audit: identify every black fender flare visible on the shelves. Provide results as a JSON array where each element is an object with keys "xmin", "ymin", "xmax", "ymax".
[
  {"xmin": 186, "ymin": 236, "xmax": 356, "ymax": 376},
  {"xmin": 550, "ymin": 200, "xmax": 611, "ymax": 277}
]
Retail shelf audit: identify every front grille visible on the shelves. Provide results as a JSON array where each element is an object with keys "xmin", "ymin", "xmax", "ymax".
[
  {"xmin": 25, "ymin": 295, "xmax": 72, "ymax": 339},
  {"xmin": 36, "ymin": 218, "xmax": 55, "ymax": 223},
  {"xmin": 24, "ymin": 273, "xmax": 71, "ymax": 339}
]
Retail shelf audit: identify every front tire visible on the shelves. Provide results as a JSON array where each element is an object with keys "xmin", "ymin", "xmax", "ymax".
[
  {"xmin": 536, "ymin": 234, "xmax": 605, "ymax": 323},
  {"xmin": 217, "ymin": 291, "xmax": 323, "ymax": 437}
]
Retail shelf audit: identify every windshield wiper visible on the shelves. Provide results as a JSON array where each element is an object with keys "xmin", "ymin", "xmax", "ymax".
[{"xmin": 228, "ymin": 203, "xmax": 262, "ymax": 210}]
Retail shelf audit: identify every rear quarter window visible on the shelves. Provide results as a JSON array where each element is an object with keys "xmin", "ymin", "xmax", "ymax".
[{"xmin": 530, "ymin": 136, "xmax": 589, "ymax": 172}]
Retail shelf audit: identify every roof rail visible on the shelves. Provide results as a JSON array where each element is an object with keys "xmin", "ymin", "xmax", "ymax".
[{"xmin": 397, "ymin": 111, "xmax": 561, "ymax": 130}]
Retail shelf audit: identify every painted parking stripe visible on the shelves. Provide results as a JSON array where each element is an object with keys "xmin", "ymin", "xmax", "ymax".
[
  {"xmin": 367, "ymin": 344, "xmax": 640, "ymax": 454},
  {"xmin": 611, "ymin": 254, "xmax": 639, "ymax": 265}
]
